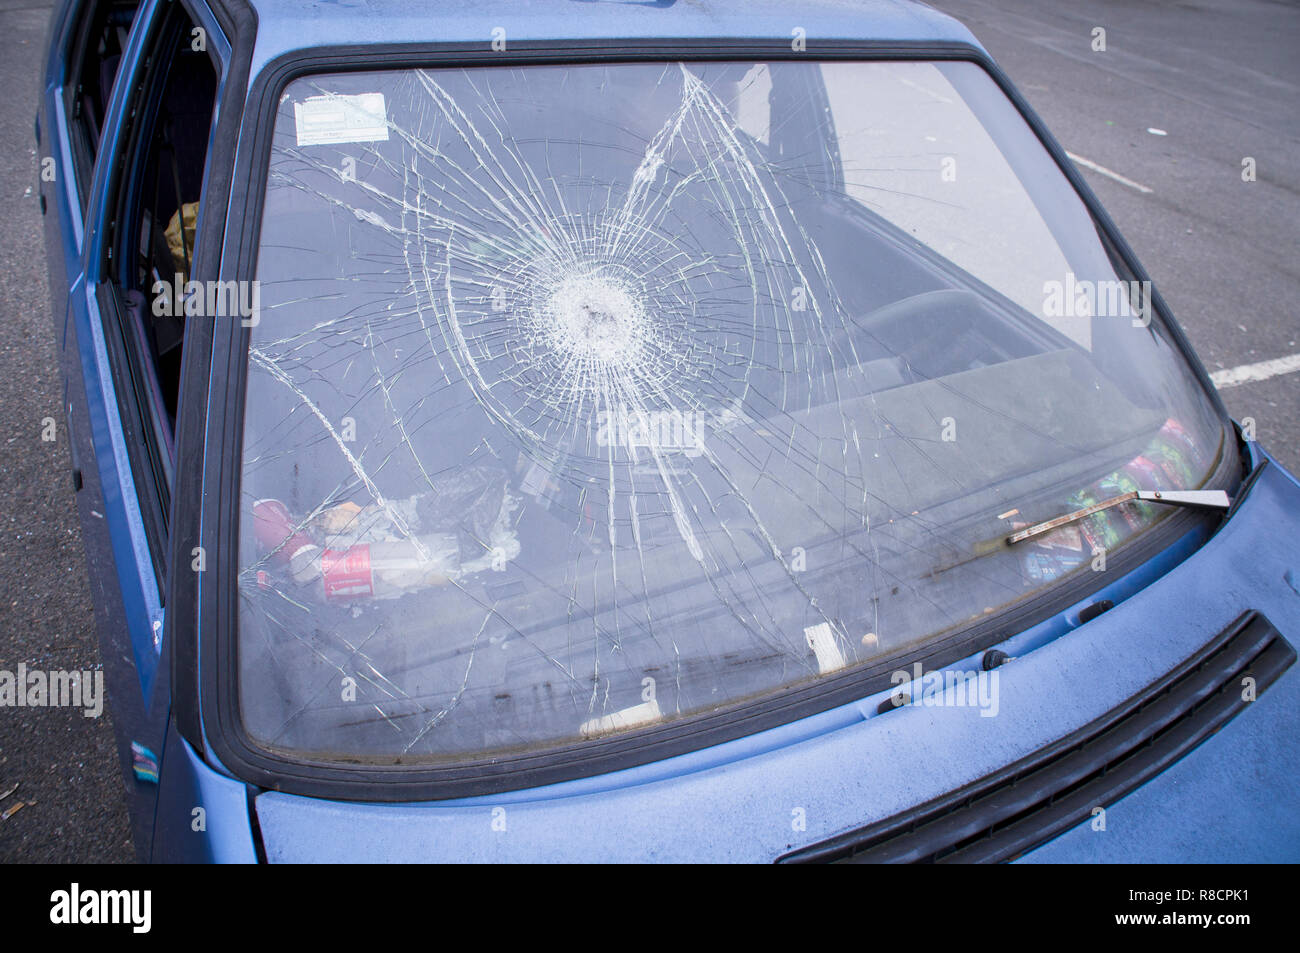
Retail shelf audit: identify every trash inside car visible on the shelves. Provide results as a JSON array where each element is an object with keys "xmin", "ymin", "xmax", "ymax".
[{"xmin": 36, "ymin": 0, "xmax": 1300, "ymax": 861}]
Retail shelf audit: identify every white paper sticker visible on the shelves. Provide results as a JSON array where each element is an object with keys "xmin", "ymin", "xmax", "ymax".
[
  {"xmin": 804, "ymin": 621, "xmax": 847, "ymax": 674},
  {"xmin": 294, "ymin": 93, "xmax": 389, "ymax": 146},
  {"xmin": 578, "ymin": 699, "xmax": 662, "ymax": 738}
]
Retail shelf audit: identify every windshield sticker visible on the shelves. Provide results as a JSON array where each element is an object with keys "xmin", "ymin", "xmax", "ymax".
[{"xmin": 294, "ymin": 92, "xmax": 389, "ymax": 146}]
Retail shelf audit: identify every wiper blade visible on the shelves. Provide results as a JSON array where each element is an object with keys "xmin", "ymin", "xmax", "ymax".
[{"xmin": 1006, "ymin": 490, "xmax": 1231, "ymax": 546}]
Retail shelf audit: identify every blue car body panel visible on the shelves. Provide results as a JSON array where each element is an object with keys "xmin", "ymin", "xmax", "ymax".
[
  {"xmin": 38, "ymin": 0, "xmax": 218, "ymax": 858},
  {"xmin": 38, "ymin": 0, "xmax": 1299, "ymax": 861},
  {"xmin": 152, "ymin": 719, "xmax": 258, "ymax": 863},
  {"xmin": 243, "ymin": 0, "xmax": 981, "ymax": 80},
  {"xmin": 1018, "ymin": 643, "xmax": 1300, "ymax": 864}
]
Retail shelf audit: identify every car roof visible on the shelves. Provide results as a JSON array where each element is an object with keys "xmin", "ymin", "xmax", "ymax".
[{"xmin": 236, "ymin": 0, "xmax": 983, "ymax": 77}]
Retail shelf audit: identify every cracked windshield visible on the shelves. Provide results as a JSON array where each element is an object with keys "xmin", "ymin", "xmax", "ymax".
[{"xmin": 239, "ymin": 60, "xmax": 1225, "ymax": 764}]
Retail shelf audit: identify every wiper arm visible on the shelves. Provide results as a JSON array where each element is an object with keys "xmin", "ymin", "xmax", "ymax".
[{"xmin": 1006, "ymin": 490, "xmax": 1231, "ymax": 546}]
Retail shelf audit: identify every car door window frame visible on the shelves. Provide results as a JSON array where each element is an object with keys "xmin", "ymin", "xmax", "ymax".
[
  {"xmin": 87, "ymin": 0, "xmax": 227, "ymax": 597},
  {"xmin": 63, "ymin": 0, "xmax": 144, "ymax": 212}
]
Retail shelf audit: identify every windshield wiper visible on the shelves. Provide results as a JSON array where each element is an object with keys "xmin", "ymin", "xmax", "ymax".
[{"xmin": 1006, "ymin": 490, "xmax": 1231, "ymax": 546}]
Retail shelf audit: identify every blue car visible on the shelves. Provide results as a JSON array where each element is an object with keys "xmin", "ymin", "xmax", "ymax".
[{"xmin": 36, "ymin": 0, "xmax": 1300, "ymax": 862}]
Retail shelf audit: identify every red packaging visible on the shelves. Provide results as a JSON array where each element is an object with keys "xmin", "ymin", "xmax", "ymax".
[
  {"xmin": 252, "ymin": 499, "xmax": 316, "ymax": 565},
  {"xmin": 321, "ymin": 545, "xmax": 374, "ymax": 601}
]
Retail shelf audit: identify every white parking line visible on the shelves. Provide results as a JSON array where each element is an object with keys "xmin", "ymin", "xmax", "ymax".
[
  {"xmin": 1065, "ymin": 151, "xmax": 1154, "ymax": 194},
  {"xmin": 1210, "ymin": 353, "xmax": 1300, "ymax": 389}
]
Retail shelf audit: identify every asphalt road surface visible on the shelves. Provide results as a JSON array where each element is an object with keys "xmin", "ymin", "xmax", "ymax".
[{"xmin": 0, "ymin": 0, "xmax": 1296, "ymax": 863}]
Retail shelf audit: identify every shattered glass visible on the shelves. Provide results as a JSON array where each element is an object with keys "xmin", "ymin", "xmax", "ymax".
[{"xmin": 236, "ymin": 60, "xmax": 1225, "ymax": 765}]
